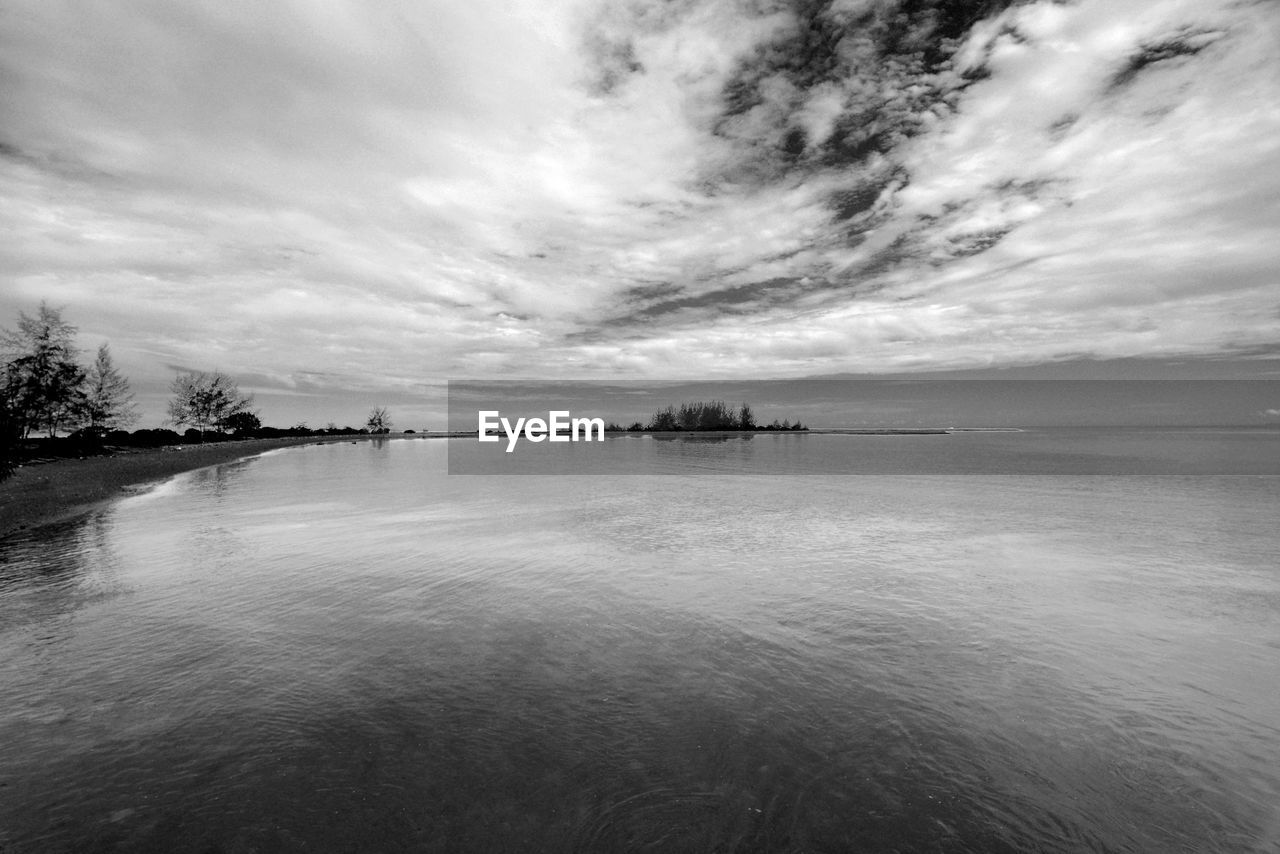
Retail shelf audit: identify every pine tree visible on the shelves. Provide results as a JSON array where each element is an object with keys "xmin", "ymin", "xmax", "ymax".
[
  {"xmin": 1, "ymin": 302, "xmax": 86, "ymax": 438},
  {"xmin": 82, "ymin": 343, "xmax": 139, "ymax": 434}
]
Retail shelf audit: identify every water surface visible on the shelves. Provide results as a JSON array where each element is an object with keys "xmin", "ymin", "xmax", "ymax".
[{"xmin": 2, "ymin": 437, "xmax": 1278, "ymax": 852}]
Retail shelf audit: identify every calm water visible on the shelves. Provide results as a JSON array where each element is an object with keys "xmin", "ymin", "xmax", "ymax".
[{"xmin": 2, "ymin": 435, "xmax": 1279, "ymax": 852}]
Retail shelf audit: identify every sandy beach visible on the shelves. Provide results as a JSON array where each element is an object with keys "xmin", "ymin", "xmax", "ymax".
[{"xmin": 0, "ymin": 436, "xmax": 397, "ymax": 537}]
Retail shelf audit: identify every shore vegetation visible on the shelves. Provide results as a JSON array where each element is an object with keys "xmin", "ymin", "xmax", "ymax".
[
  {"xmin": 2, "ymin": 303, "xmax": 141, "ymax": 479},
  {"xmin": 632, "ymin": 400, "xmax": 806, "ymax": 432},
  {"xmin": 82, "ymin": 344, "xmax": 140, "ymax": 434},
  {"xmin": 167, "ymin": 370, "xmax": 256, "ymax": 442},
  {"xmin": 366, "ymin": 406, "xmax": 393, "ymax": 434}
]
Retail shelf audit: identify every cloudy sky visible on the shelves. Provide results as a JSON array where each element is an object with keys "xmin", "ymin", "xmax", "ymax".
[{"xmin": 2, "ymin": 0, "xmax": 1278, "ymax": 427}]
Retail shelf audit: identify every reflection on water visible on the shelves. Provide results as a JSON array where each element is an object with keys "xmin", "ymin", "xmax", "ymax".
[
  {"xmin": 2, "ymin": 439, "xmax": 1279, "ymax": 852},
  {"xmin": 450, "ymin": 427, "xmax": 1280, "ymax": 475},
  {"xmin": 0, "ymin": 512, "xmax": 126, "ymax": 639}
]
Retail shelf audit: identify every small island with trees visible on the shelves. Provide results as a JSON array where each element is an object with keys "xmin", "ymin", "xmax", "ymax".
[
  {"xmin": 2, "ymin": 301, "xmax": 980, "ymax": 533},
  {"xmin": 614, "ymin": 400, "xmax": 808, "ymax": 433}
]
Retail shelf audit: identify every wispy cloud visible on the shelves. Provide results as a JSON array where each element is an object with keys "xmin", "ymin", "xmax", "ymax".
[{"xmin": 1, "ymin": 0, "xmax": 1277, "ymax": 423}]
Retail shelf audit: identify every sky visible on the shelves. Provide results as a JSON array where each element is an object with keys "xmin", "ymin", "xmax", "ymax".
[{"xmin": 2, "ymin": 0, "xmax": 1279, "ymax": 428}]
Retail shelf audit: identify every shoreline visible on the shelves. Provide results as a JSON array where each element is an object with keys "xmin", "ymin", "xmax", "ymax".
[
  {"xmin": 0, "ymin": 434, "xmax": 428, "ymax": 538},
  {"xmin": 0, "ymin": 428, "xmax": 1020, "ymax": 537}
]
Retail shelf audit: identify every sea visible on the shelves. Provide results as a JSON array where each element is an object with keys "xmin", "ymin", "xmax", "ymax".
[{"xmin": 1, "ymin": 431, "xmax": 1278, "ymax": 852}]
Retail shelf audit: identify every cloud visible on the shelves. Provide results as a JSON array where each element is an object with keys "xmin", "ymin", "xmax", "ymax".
[{"xmin": 1, "ymin": 0, "xmax": 1278, "ymax": 425}]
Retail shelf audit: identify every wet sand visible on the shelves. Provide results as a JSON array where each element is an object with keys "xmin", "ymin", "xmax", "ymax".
[{"xmin": 0, "ymin": 436, "xmax": 393, "ymax": 537}]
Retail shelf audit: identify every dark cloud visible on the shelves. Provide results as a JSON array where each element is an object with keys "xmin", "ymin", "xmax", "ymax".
[
  {"xmin": 620, "ymin": 281, "xmax": 685, "ymax": 303},
  {"xmin": 707, "ymin": 0, "xmax": 1023, "ymax": 181},
  {"xmin": 833, "ymin": 176, "xmax": 1063, "ymax": 284},
  {"xmin": 1047, "ymin": 113, "xmax": 1078, "ymax": 138},
  {"xmin": 1109, "ymin": 28, "xmax": 1226, "ymax": 90},
  {"xmin": 603, "ymin": 276, "xmax": 815, "ymax": 326},
  {"xmin": 829, "ymin": 181, "xmax": 887, "ymax": 221},
  {"xmin": 936, "ymin": 227, "xmax": 1011, "ymax": 260},
  {"xmin": 650, "ymin": 0, "xmax": 1033, "ymax": 261},
  {"xmin": 858, "ymin": 234, "xmax": 916, "ymax": 277}
]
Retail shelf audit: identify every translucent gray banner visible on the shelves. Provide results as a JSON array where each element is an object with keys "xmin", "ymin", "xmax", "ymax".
[{"xmin": 446, "ymin": 380, "xmax": 1280, "ymax": 475}]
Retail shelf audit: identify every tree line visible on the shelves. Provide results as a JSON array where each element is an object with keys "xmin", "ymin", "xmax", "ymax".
[
  {"xmin": 2, "ymin": 302, "xmax": 138, "ymax": 441},
  {"xmin": 606, "ymin": 399, "xmax": 807, "ymax": 432},
  {"xmin": 2, "ymin": 303, "xmax": 397, "ymax": 480}
]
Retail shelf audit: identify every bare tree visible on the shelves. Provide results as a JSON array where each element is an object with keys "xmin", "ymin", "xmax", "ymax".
[{"xmin": 167, "ymin": 371, "xmax": 255, "ymax": 441}]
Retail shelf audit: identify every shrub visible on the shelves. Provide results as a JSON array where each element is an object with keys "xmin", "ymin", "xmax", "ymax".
[{"xmin": 129, "ymin": 428, "xmax": 182, "ymax": 447}]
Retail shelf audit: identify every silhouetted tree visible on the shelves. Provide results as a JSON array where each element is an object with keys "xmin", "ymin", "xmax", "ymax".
[
  {"xmin": 222, "ymin": 411, "xmax": 262, "ymax": 436},
  {"xmin": 649, "ymin": 405, "xmax": 679, "ymax": 431},
  {"xmin": 0, "ymin": 395, "xmax": 20, "ymax": 480},
  {"xmin": 640, "ymin": 400, "xmax": 804, "ymax": 432},
  {"xmin": 1, "ymin": 302, "xmax": 86, "ymax": 437},
  {"xmin": 654, "ymin": 400, "xmax": 741, "ymax": 431},
  {"xmin": 80, "ymin": 343, "xmax": 139, "ymax": 435},
  {"xmin": 167, "ymin": 370, "xmax": 255, "ymax": 441},
  {"xmin": 366, "ymin": 406, "xmax": 392, "ymax": 433}
]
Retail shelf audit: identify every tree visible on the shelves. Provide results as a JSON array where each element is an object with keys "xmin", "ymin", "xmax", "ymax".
[
  {"xmin": 80, "ymin": 343, "xmax": 139, "ymax": 434},
  {"xmin": 1, "ymin": 302, "xmax": 87, "ymax": 437},
  {"xmin": 649, "ymin": 405, "xmax": 679, "ymax": 431},
  {"xmin": 167, "ymin": 371, "xmax": 255, "ymax": 441},
  {"xmin": 366, "ymin": 406, "xmax": 392, "ymax": 433},
  {"xmin": 222, "ymin": 411, "xmax": 262, "ymax": 436},
  {"xmin": 738, "ymin": 402, "xmax": 755, "ymax": 430},
  {"xmin": 648, "ymin": 400, "xmax": 741, "ymax": 431},
  {"xmin": 0, "ymin": 394, "xmax": 20, "ymax": 481}
]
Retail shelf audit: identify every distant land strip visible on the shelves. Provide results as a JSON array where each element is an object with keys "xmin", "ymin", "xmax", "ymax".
[
  {"xmin": 0, "ymin": 434, "xmax": 447, "ymax": 538},
  {"xmin": 1, "ymin": 428, "xmax": 1025, "ymax": 536}
]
